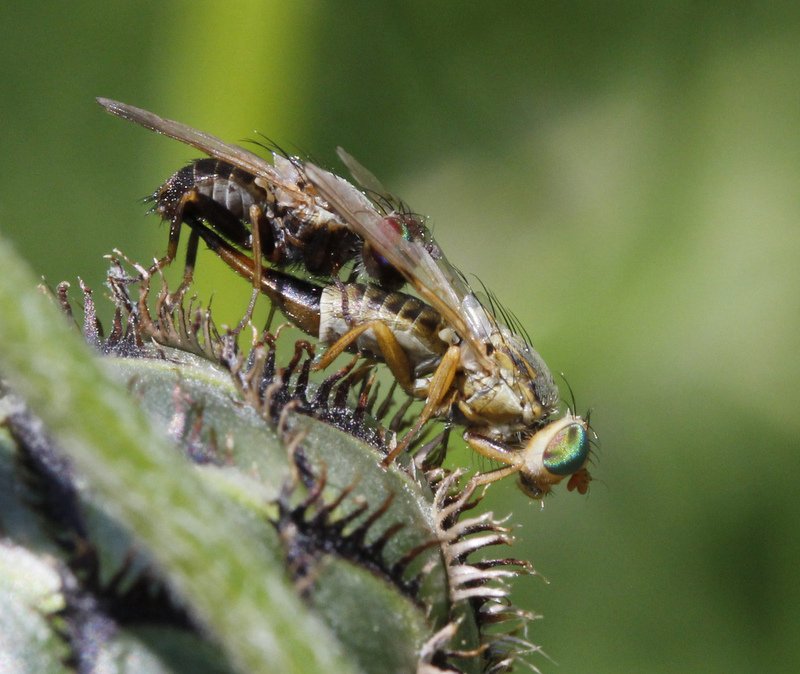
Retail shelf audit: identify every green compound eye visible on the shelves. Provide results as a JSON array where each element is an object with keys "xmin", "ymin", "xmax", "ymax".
[{"xmin": 542, "ymin": 421, "xmax": 589, "ymax": 476}]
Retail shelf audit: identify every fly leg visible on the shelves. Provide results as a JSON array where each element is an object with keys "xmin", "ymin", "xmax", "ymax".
[
  {"xmin": 314, "ymin": 325, "xmax": 461, "ymax": 466},
  {"xmin": 188, "ymin": 222, "xmax": 323, "ymax": 337},
  {"xmin": 461, "ymin": 432, "xmax": 522, "ymax": 489},
  {"xmin": 312, "ymin": 321, "xmax": 415, "ymax": 392},
  {"xmin": 157, "ymin": 188, "xmax": 261, "ymax": 294},
  {"xmin": 381, "ymin": 346, "xmax": 460, "ymax": 466},
  {"xmin": 153, "ymin": 190, "xmax": 205, "ymax": 291},
  {"xmin": 464, "ymin": 432, "xmax": 521, "ymax": 469},
  {"xmin": 230, "ymin": 203, "xmax": 278, "ymax": 331},
  {"xmin": 234, "ymin": 204, "xmax": 265, "ymax": 332}
]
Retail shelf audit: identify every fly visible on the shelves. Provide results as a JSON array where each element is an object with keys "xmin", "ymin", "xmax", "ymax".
[
  {"xmin": 98, "ymin": 98, "xmax": 413, "ymax": 291},
  {"xmin": 303, "ymin": 161, "xmax": 592, "ymax": 497},
  {"xmin": 153, "ymin": 156, "xmax": 360, "ymax": 282},
  {"xmin": 191, "ymin": 218, "xmax": 591, "ymax": 499}
]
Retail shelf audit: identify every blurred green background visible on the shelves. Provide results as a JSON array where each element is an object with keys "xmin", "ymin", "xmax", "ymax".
[{"xmin": 2, "ymin": 2, "xmax": 798, "ymax": 672}]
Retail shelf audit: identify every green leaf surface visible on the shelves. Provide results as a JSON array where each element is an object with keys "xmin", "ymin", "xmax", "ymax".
[{"xmin": 0, "ymin": 234, "xmax": 359, "ymax": 674}]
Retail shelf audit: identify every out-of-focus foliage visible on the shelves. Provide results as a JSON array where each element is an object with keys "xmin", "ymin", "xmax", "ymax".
[{"xmin": 1, "ymin": 2, "xmax": 798, "ymax": 671}]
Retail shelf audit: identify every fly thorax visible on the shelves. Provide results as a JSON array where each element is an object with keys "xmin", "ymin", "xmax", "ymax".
[
  {"xmin": 494, "ymin": 327, "xmax": 559, "ymax": 423},
  {"xmin": 458, "ymin": 368, "xmax": 528, "ymax": 434}
]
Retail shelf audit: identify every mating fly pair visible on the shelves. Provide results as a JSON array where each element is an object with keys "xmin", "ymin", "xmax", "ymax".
[{"xmin": 98, "ymin": 98, "xmax": 592, "ymax": 499}]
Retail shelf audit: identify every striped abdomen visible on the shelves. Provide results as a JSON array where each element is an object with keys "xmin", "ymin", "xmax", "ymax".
[
  {"xmin": 156, "ymin": 158, "xmax": 265, "ymax": 226},
  {"xmin": 320, "ymin": 283, "xmax": 449, "ymax": 376},
  {"xmin": 154, "ymin": 158, "xmax": 360, "ymax": 276}
]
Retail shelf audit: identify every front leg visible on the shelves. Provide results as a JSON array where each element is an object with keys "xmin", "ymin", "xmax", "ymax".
[
  {"xmin": 381, "ymin": 344, "xmax": 460, "ymax": 466},
  {"xmin": 466, "ymin": 425, "xmax": 589, "ymax": 499},
  {"xmin": 464, "ymin": 431, "xmax": 521, "ymax": 466},
  {"xmin": 313, "ymin": 320, "xmax": 415, "ymax": 393}
]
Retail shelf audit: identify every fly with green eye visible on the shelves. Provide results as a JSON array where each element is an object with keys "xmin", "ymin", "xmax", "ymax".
[{"xmin": 304, "ymin": 160, "xmax": 593, "ymax": 498}]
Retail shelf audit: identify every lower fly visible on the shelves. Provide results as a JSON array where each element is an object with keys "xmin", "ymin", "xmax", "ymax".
[{"xmin": 190, "ymin": 219, "xmax": 592, "ymax": 499}]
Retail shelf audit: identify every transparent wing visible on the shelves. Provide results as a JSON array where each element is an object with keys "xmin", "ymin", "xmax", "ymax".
[
  {"xmin": 97, "ymin": 98, "xmax": 288, "ymax": 182},
  {"xmin": 336, "ymin": 147, "xmax": 390, "ymax": 197},
  {"xmin": 337, "ymin": 147, "xmax": 446, "ymax": 262},
  {"xmin": 97, "ymin": 98, "xmax": 333, "ymax": 213},
  {"xmin": 305, "ymin": 162, "xmax": 496, "ymax": 354}
]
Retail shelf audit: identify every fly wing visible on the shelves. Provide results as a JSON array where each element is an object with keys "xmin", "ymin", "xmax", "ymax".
[
  {"xmin": 338, "ymin": 148, "xmax": 451, "ymax": 270},
  {"xmin": 305, "ymin": 162, "xmax": 496, "ymax": 354},
  {"xmin": 97, "ymin": 98, "xmax": 284, "ymax": 183},
  {"xmin": 336, "ymin": 147, "xmax": 389, "ymax": 197}
]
